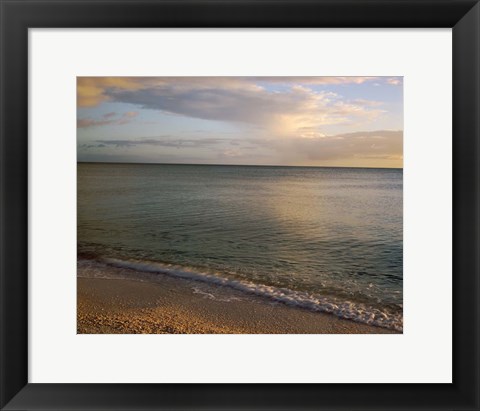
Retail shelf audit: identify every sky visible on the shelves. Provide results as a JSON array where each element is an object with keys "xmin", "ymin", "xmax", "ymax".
[{"xmin": 77, "ymin": 77, "xmax": 403, "ymax": 168}]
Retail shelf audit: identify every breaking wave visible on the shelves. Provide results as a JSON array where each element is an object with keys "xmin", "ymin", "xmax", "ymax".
[{"xmin": 78, "ymin": 257, "xmax": 403, "ymax": 332}]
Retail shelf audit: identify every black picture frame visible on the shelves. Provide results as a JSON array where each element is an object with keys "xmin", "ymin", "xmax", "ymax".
[{"xmin": 1, "ymin": 1, "xmax": 479, "ymax": 410}]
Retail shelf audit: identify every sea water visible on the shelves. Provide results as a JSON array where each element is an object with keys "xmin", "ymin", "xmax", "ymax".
[{"xmin": 78, "ymin": 163, "xmax": 403, "ymax": 331}]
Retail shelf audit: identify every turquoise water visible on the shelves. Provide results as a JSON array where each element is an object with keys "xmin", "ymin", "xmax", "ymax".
[{"xmin": 78, "ymin": 163, "xmax": 403, "ymax": 331}]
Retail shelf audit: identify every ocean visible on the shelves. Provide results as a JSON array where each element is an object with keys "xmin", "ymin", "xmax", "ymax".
[{"xmin": 77, "ymin": 163, "xmax": 403, "ymax": 332}]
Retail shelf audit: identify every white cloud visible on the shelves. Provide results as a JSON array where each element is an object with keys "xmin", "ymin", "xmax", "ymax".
[{"xmin": 77, "ymin": 77, "xmax": 403, "ymax": 167}]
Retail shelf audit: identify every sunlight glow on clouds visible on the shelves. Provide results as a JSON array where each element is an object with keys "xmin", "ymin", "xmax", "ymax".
[
  {"xmin": 77, "ymin": 77, "xmax": 403, "ymax": 168},
  {"xmin": 77, "ymin": 111, "xmax": 138, "ymax": 128}
]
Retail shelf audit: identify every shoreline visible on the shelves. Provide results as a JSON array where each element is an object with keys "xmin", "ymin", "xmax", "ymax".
[{"xmin": 77, "ymin": 262, "xmax": 399, "ymax": 334}]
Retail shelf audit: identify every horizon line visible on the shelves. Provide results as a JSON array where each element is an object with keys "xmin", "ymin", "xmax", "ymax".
[{"xmin": 77, "ymin": 161, "xmax": 403, "ymax": 170}]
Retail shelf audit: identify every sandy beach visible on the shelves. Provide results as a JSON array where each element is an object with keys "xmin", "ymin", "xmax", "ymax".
[{"xmin": 77, "ymin": 263, "xmax": 398, "ymax": 334}]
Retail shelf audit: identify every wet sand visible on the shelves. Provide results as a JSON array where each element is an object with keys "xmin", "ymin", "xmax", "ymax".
[{"xmin": 77, "ymin": 265, "xmax": 398, "ymax": 334}]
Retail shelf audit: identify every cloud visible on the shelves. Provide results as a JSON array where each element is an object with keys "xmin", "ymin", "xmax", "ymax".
[
  {"xmin": 77, "ymin": 77, "xmax": 381, "ymax": 105},
  {"xmin": 77, "ymin": 78, "xmax": 144, "ymax": 107},
  {"xmin": 251, "ymin": 76, "xmax": 379, "ymax": 85},
  {"xmin": 77, "ymin": 151, "xmax": 207, "ymax": 164},
  {"xmin": 94, "ymin": 137, "xmax": 227, "ymax": 148},
  {"xmin": 386, "ymin": 77, "xmax": 402, "ymax": 86},
  {"xmin": 78, "ymin": 118, "xmax": 111, "ymax": 128},
  {"xmin": 77, "ymin": 111, "xmax": 138, "ymax": 128},
  {"xmin": 103, "ymin": 83, "xmax": 384, "ymax": 138},
  {"xmin": 77, "ymin": 77, "xmax": 403, "ymax": 167},
  {"xmin": 77, "ymin": 77, "xmax": 400, "ymax": 141},
  {"xmin": 77, "ymin": 76, "xmax": 396, "ymax": 109},
  {"xmin": 81, "ymin": 130, "xmax": 402, "ymax": 167},
  {"xmin": 269, "ymin": 130, "xmax": 403, "ymax": 164}
]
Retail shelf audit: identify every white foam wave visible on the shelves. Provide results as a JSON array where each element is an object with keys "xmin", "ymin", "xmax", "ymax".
[{"xmin": 81, "ymin": 257, "xmax": 403, "ymax": 332}]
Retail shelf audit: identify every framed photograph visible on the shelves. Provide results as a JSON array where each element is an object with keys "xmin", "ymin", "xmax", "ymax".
[{"xmin": 1, "ymin": 0, "xmax": 478, "ymax": 410}]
